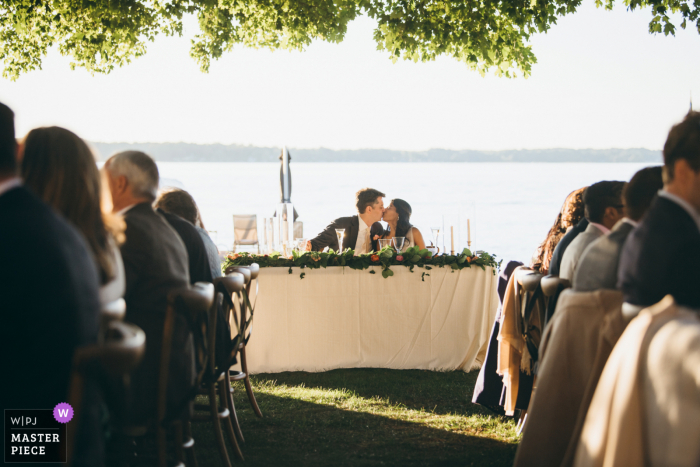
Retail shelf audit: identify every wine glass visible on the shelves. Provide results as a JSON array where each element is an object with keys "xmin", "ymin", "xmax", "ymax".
[
  {"xmin": 335, "ymin": 229, "xmax": 345, "ymax": 253},
  {"xmin": 393, "ymin": 236, "xmax": 405, "ymax": 253}
]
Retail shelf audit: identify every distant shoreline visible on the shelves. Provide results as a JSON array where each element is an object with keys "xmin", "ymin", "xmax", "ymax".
[{"xmin": 91, "ymin": 142, "xmax": 662, "ymax": 163}]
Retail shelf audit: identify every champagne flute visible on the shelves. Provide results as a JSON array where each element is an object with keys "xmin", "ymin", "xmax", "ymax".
[
  {"xmin": 393, "ymin": 236, "xmax": 405, "ymax": 253},
  {"xmin": 431, "ymin": 227, "xmax": 441, "ymax": 245},
  {"xmin": 335, "ymin": 229, "xmax": 345, "ymax": 253}
]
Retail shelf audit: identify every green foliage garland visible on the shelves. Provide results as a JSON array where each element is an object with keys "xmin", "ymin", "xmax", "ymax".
[
  {"xmin": 222, "ymin": 246, "xmax": 501, "ymax": 279},
  {"xmin": 2, "ymin": 0, "xmax": 699, "ymax": 80}
]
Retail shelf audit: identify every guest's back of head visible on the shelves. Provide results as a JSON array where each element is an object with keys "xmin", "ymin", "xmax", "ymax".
[
  {"xmin": 624, "ymin": 166, "xmax": 664, "ymax": 222},
  {"xmin": 663, "ymin": 110, "xmax": 700, "ymax": 184},
  {"xmin": 561, "ymin": 187, "xmax": 587, "ymax": 230},
  {"xmin": 105, "ymin": 150, "xmax": 160, "ymax": 203},
  {"xmin": 583, "ymin": 181, "xmax": 626, "ymax": 227},
  {"xmin": 21, "ymin": 126, "xmax": 117, "ymax": 284},
  {"xmin": 0, "ymin": 102, "xmax": 16, "ymax": 177},
  {"xmin": 155, "ymin": 188, "xmax": 201, "ymax": 226}
]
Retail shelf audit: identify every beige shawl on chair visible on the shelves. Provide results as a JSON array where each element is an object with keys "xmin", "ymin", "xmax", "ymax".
[
  {"xmin": 512, "ymin": 289, "xmax": 625, "ymax": 467},
  {"xmin": 496, "ymin": 266, "xmax": 525, "ymax": 416}
]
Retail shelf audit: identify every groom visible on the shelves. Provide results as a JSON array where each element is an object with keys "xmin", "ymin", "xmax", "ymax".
[{"xmin": 309, "ymin": 188, "xmax": 385, "ymax": 254}]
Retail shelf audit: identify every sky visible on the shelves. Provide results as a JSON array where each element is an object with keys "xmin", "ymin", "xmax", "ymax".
[{"xmin": 1, "ymin": 1, "xmax": 698, "ymax": 151}]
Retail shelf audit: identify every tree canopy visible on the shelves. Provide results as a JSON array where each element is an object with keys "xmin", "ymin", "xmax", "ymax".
[{"xmin": 1, "ymin": 0, "xmax": 697, "ymax": 80}]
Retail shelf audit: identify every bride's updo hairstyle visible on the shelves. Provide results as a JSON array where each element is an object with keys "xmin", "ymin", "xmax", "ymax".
[{"xmin": 392, "ymin": 198, "xmax": 413, "ymax": 237}]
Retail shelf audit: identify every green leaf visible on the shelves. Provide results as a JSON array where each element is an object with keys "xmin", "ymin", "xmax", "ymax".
[{"xmin": 381, "ymin": 268, "xmax": 394, "ymax": 278}]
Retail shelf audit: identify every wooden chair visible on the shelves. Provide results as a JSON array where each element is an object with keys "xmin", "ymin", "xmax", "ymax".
[
  {"xmin": 192, "ymin": 273, "xmax": 247, "ymax": 466},
  {"xmin": 156, "ymin": 283, "xmax": 215, "ymax": 467},
  {"xmin": 66, "ymin": 320, "xmax": 146, "ymax": 466},
  {"xmin": 99, "ymin": 298, "xmax": 126, "ymax": 343},
  {"xmin": 225, "ymin": 263, "xmax": 263, "ymax": 419},
  {"xmin": 541, "ymin": 275, "xmax": 572, "ymax": 329}
]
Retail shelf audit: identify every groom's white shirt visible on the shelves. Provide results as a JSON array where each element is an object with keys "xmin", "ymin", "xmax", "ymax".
[{"xmin": 354, "ymin": 216, "xmax": 370, "ymax": 255}]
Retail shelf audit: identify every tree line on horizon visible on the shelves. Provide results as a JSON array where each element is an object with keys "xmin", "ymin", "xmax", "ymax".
[{"xmin": 91, "ymin": 142, "xmax": 661, "ymax": 163}]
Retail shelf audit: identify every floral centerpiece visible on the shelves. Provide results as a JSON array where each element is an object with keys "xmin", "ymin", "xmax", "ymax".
[{"xmin": 222, "ymin": 246, "xmax": 501, "ymax": 280}]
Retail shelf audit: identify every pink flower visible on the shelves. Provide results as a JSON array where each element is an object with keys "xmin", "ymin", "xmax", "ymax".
[{"xmin": 396, "ymin": 255, "xmax": 404, "ymax": 262}]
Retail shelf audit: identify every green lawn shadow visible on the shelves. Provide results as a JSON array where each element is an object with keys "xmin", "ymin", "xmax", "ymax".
[{"xmin": 193, "ymin": 391, "xmax": 517, "ymax": 467}]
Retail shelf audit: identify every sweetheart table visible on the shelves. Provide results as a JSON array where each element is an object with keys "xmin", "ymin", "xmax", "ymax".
[{"xmin": 235, "ymin": 264, "xmax": 499, "ymax": 374}]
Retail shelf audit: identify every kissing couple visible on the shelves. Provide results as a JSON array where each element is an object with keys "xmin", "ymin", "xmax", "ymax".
[{"xmin": 307, "ymin": 188, "xmax": 426, "ymax": 254}]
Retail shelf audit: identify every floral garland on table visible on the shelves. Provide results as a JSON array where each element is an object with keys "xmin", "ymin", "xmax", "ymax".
[{"xmin": 222, "ymin": 246, "xmax": 501, "ymax": 280}]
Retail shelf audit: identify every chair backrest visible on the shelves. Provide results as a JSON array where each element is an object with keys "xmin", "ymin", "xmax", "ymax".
[
  {"xmin": 224, "ymin": 265, "xmax": 260, "ymax": 344},
  {"xmin": 213, "ymin": 274, "xmax": 246, "ymax": 367},
  {"xmin": 293, "ymin": 221, "xmax": 303, "ymax": 239},
  {"xmin": 233, "ymin": 215, "xmax": 258, "ymax": 243},
  {"xmin": 67, "ymin": 321, "xmax": 146, "ymax": 465},
  {"xmin": 99, "ymin": 298, "xmax": 126, "ymax": 343},
  {"xmin": 515, "ymin": 268, "xmax": 546, "ymax": 366},
  {"xmin": 541, "ymin": 276, "xmax": 571, "ymax": 297},
  {"xmin": 541, "ymin": 275, "xmax": 572, "ymax": 329},
  {"xmin": 159, "ymin": 283, "xmax": 214, "ymax": 425}
]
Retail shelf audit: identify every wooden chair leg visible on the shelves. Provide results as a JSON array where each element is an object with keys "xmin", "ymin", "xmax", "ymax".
[
  {"xmin": 208, "ymin": 384, "xmax": 233, "ymax": 467},
  {"xmin": 184, "ymin": 421, "xmax": 199, "ymax": 467},
  {"xmin": 225, "ymin": 378, "xmax": 245, "ymax": 443},
  {"xmin": 239, "ymin": 346, "xmax": 263, "ymax": 418},
  {"xmin": 173, "ymin": 421, "xmax": 185, "ymax": 465},
  {"xmin": 157, "ymin": 426, "xmax": 168, "ymax": 467},
  {"xmin": 219, "ymin": 381, "xmax": 245, "ymax": 460}
]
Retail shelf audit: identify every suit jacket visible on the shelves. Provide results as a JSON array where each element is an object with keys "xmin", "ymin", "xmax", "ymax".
[
  {"xmin": 120, "ymin": 203, "xmax": 192, "ymax": 422},
  {"xmin": 158, "ymin": 208, "xmax": 213, "ymax": 284},
  {"xmin": 618, "ymin": 196, "xmax": 700, "ymax": 309},
  {"xmin": 310, "ymin": 215, "xmax": 358, "ymax": 252},
  {"xmin": 573, "ymin": 221, "xmax": 635, "ymax": 292},
  {"xmin": 1, "ymin": 186, "xmax": 101, "ymax": 464},
  {"xmin": 560, "ymin": 223, "xmax": 605, "ymax": 281},
  {"xmin": 549, "ymin": 218, "xmax": 589, "ymax": 276},
  {"xmin": 310, "ymin": 215, "xmax": 385, "ymax": 252}
]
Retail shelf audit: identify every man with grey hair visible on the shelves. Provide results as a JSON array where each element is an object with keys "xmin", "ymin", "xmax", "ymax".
[{"xmin": 103, "ymin": 151, "xmax": 194, "ymax": 423}]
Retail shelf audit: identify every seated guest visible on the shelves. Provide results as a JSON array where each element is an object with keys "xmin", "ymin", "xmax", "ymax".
[
  {"xmin": 559, "ymin": 181, "xmax": 626, "ymax": 281},
  {"xmin": 548, "ymin": 188, "xmax": 588, "ymax": 276},
  {"xmin": 619, "ymin": 111, "xmax": 700, "ymax": 309},
  {"xmin": 574, "ymin": 166, "xmax": 663, "ymax": 291},
  {"xmin": 153, "ymin": 191, "xmax": 212, "ymax": 284},
  {"xmin": 308, "ymin": 188, "xmax": 386, "ymax": 254},
  {"xmin": 531, "ymin": 187, "xmax": 586, "ymax": 275},
  {"xmin": 155, "ymin": 188, "xmax": 221, "ymax": 279},
  {"xmin": 20, "ymin": 126, "xmax": 126, "ymax": 305},
  {"xmin": 0, "ymin": 104, "xmax": 102, "ymax": 465},
  {"xmin": 103, "ymin": 151, "xmax": 193, "ymax": 422}
]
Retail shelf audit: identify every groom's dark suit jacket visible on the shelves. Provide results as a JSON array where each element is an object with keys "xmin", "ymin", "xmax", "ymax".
[
  {"xmin": 120, "ymin": 202, "xmax": 193, "ymax": 421},
  {"xmin": 618, "ymin": 196, "xmax": 700, "ymax": 309},
  {"xmin": 310, "ymin": 215, "xmax": 385, "ymax": 252}
]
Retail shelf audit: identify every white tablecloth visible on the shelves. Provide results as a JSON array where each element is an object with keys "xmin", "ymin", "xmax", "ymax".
[{"xmin": 240, "ymin": 264, "xmax": 499, "ymax": 374}]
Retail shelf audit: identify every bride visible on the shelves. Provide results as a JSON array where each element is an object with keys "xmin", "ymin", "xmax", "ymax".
[{"xmin": 382, "ymin": 199, "xmax": 426, "ymax": 251}]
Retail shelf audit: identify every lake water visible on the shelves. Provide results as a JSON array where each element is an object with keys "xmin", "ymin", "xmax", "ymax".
[{"xmin": 156, "ymin": 162, "xmax": 655, "ymax": 264}]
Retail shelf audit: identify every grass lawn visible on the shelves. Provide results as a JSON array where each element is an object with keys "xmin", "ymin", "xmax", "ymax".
[{"xmin": 190, "ymin": 368, "xmax": 519, "ymax": 466}]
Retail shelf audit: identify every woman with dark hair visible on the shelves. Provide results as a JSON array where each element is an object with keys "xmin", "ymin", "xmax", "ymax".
[
  {"xmin": 20, "ymin": 126, "xmax": 125, "ymax": 305},
  {"xmin": 530, "ymin": 187, "xmax": 586, "ymax": 274},
  {"xmin": 381, "ymin": 198, "xmax": 426, "ymax": 251}
]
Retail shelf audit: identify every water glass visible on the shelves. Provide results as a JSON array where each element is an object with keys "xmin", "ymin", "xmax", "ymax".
[
  {"xmin": 393, "ymin": 236, "xmax": 405, "ymax": 253},
  {"xmin": 378, "ymin": 239, "xmax": 392, "ymax": 250}
]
